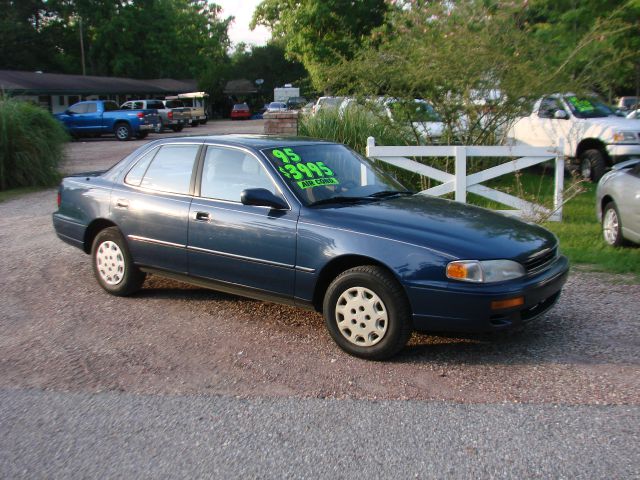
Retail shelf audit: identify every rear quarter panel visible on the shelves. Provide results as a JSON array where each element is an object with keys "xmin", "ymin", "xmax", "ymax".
[{"xmin": 53, "ymin": 176, "xmax": 113, "ymax": 248}]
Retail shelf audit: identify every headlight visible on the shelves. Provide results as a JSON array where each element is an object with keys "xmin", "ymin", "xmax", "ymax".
[
  {"xmin": 446, "ymin": 259, "xmax": 526, "ymax": 283},
  {"xmin": 612, "ymin": 131, "xmax": 638, "ymax": 144}
]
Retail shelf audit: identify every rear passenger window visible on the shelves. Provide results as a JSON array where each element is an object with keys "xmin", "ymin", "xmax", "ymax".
[
  {"xmin": 200, "ymin": 147, "xmax": 277, "ymax": 202},
  {"xmin": 130, "ymin": 145, "xmax": 198, "ymax": 194},
  {"xmin": 125, "ymin": 148, "xmax": 158, "ymax": 186}
]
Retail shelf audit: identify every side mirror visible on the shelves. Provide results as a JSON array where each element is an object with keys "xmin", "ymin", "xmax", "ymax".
[
  {"xmin": 241, "ymin": 188, "xmax": 288, "ymax": 210},
  {"xmin": 554, "ymin": 109, "xmax": 569, "ymax": 120}
]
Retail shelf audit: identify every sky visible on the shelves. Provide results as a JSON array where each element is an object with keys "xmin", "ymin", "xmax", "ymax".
[{"xmin": 216, "ymin": 0, "xmax": 272, "ymax": 48}]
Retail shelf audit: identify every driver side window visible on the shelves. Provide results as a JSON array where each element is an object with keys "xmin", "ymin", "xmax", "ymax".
[{"xmin": 200, "ymin": 147, "xmax": 277, "ymax": 202}]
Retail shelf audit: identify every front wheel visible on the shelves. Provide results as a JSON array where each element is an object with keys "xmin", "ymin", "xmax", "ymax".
[
  {"xmin": 602, "ymin": 202, "xmax": 625, "ymax": 246},
  {"xmin": 114, "ymin": 123, "xmax": 132, "ymax": 141},
  {"xmin": 580, "ymin": 149, "xmax": 607, "ymax": 182},
  {"xmin": 92, "ymin": 227, "xmax": 146, "ymax": 296},
  {"xmin": 323, "ymin": 266, "xmax": 412, "ymax": 360}
]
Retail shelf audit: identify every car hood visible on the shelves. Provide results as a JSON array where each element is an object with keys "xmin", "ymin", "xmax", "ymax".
[{"xmin": 303, "ymin": 194, "xmax": 557, "ymax": 262}]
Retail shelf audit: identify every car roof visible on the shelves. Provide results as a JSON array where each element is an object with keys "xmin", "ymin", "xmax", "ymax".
[{"xmin": 144, "ymin": 134, "xmax": 334, "ymax": 151}]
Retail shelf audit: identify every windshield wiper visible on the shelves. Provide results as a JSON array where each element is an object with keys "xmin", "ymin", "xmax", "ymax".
[
  {"xmin": 308, "ymin": 196, "xmax": 372, "ymax": 207},
  {"xmin": 368, "ymin": 190, "xmax": 414, "ymax": 198}
]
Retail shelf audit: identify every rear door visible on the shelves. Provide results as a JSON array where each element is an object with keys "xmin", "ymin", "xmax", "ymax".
[
  {"xmin": 111, "ymin": 143, "xmax": 201, "ymax": 273},
  {"xmin": 187, "ymin": 145, "xmax": 299, "ymax": 297}
]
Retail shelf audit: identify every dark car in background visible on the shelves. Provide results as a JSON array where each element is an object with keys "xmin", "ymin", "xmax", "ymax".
[
  {"xmin": 52, "ymin": 136, "xmax": 569, "ymax": 359},
  {"xmin": 230, "ymin": 103, "xmax": 251, "ymax": 120}
]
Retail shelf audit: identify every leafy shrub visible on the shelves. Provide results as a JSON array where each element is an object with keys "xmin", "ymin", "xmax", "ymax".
[{"xmin": 0, "ymin": 97, "xmax": 67, "ymax": 190}]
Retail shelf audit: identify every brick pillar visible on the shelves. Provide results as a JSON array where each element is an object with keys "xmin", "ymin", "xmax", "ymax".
[{"xmin": 263, "ymin": 111, "xmax": 299, "ymax": 135}]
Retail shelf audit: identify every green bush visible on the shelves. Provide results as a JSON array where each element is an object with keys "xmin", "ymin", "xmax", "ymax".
[{"xmin": 0, "ymin": 97, "xmax": 67, "ymax": 190}]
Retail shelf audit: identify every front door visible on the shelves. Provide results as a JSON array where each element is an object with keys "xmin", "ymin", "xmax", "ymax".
[{"xmin": 187, "ymin": 145, "xmax": 299, "ymax": 297}]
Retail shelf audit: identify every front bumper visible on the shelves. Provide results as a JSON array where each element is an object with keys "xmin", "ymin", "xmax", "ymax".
[{"xmin": 407, "ymin": 255, "xmax": 570, "ymax": 333}]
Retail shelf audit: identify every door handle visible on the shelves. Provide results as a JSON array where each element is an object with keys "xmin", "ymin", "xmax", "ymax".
[
  {"xmin": 194, "ymin": 211, "xmax": 211, "ymax": 222},
  {"xmin": 116, "ymin": 198, "xmax": 129, "ymax": 209}
]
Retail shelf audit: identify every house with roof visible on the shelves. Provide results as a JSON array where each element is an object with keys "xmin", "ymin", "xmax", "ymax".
[{"xmin": 0, "ymin": 70, "xmax": 198, "ymax": 114}]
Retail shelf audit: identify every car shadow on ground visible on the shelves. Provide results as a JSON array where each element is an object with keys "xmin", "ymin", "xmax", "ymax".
[{"xmin": 134, "ymin": 277, "xmax": 633, "ymax": 368}]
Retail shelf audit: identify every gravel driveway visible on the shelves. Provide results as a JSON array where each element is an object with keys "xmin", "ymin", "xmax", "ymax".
[{"xmin": 0, "ymin": 121, "xmax": 638, "ymax": 477}]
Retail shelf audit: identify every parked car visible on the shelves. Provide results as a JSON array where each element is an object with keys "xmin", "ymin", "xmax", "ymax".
[
  {"xmin": 508, "ymin": 94, "xmax": 640, "ymax": 182},
  {"xmin": 120, "ymin": 99, "xmax": 189, "ymax": 133},
  {"xmin": 286, "ymin": 96, "xmax": 308, "ymax": 110},
  {"xmin": 54, "ymin": 100, "xmax": 159, "ymax": 141},
  {"xmin": 312, "ymin": 96, "xmax": 345, "ymax": 115},
  {"xmin": 385, "ymin": 98, "xmax": 445, "ymax": 143},
  {"xmin": 166, "ymin": 92, "xmax": 208, "ymax": 126},
  {"xmin": 230, "ymin": 103, "xmax": 251, "ymax": 120},
  {"xmin": 596, "ymin": 158, "xmax": 640, "ymax": 246},
  {"xmin": 266, "ymin": 102, "xmax": 288, "ymax": 112},
  {"xmin": 52, "ymin": 136, "xmax": 569, "ymax": 359}
]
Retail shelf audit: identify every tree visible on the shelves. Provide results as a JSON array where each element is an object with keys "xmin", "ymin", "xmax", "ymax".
[{"xmin": 251, "ymin": 0, "xmax": 388, "ymax": 90}]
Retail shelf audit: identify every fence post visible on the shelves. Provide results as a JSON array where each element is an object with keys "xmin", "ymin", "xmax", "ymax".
[
  {"xmin": 554, "ymin": 139, "xmax": 565, "ymax": 221},
  {"xmin": 454, "ymin": 146, "xmax": 467, "ymax": 203}
]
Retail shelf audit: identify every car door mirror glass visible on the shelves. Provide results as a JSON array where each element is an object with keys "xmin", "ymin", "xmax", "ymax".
[
  {"xmin": 241, "ymin": 188, "xmax": 288, "ymax": 209},
  {"xmin": 554, "ymin": 109, "xmax": 569, "ymax": 120}
]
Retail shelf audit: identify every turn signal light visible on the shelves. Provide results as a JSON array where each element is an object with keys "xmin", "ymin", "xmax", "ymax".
[
  {"xmin": 446, "ymin": 262, "xmax": 468, "ymax": 279},
  {"xmin": 491, "ymin": 297, "xmax": 525, "ymax": 310}
]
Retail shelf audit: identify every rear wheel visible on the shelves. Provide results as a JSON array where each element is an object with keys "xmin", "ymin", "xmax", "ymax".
[
  {"xmin": 580, "ymin": 149, "xmax": 607, "ymax": 182},
  {"xmin": 323, "ymin": 266, "xmax": 412, "ymax": 360},
  {"xmin": 170, "ymin": 125, "xmax": 184, "ymax": 132},
  {"xmin": 114, "ymin": 123, "xmax": 132, "ymax": 141},
  {"xmin": 136, "ymin": 131, "xmax": 149, "ymax": 140},
  {"xmin": 602, "ymin": 201, "xmax": 625, "ymax": 246},
  {"xmin": 92, "ymin": 227, "xmax": 145, "ymax": 296},
  {"xmin": 154, "ymin": 118, "xmax": 164, "ymax": 133}
]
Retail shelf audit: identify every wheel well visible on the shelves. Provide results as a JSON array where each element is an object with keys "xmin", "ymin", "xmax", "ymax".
[
  {"xmin": 601, "ymin": 195, "xmax": 615, "ymax": 213},
  {"xmin": 113, "ymin": 120, "xmax": 130, "ymax": 130},
  {"xmin": 312, "ymin": 255, "xmax": 395, "ymax": 312},
  {"xmin": 576, "ymin": 139, "xmax": 611, "ymax": 165},
  {"xmin": 83, "ymin": 219, "xmax": 117, "ymax": 253}
]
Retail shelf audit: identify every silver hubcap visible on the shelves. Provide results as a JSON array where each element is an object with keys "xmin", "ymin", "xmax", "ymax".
[
  {"xmin": 96, "ymin": 241, "xmax": 125, "ymax": 285},
  {"xmin": 116, "ymin": 126, "xmax": 128, "ymax": 139},
  {"xmin": 603, "ymin": 208, "xmax": 619, "ymax": 245},
  {"xmin": 335, "ymin": 287, "xmax": 388, "ymax": 347}
]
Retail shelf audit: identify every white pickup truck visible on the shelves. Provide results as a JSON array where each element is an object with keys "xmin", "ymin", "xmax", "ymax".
[{"xmin": 507, "ymin": 94, "xmax": 640, "ymax": 181}]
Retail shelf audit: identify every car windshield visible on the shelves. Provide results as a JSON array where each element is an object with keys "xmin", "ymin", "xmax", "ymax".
[
  {"xmin": 262, "ymin": 144, "xmax": 409, "ymax": 206},
  {"xmin": 564, "ymin": 95, "xmax": 613, "ymax": 118}
]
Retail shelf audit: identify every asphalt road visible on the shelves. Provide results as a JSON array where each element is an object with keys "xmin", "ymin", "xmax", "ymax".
[
  {"xmin": 2, "ymin": 388, "xmax": 638, "ymax": 479},
  {"xmin": 1, "ymin": 121, "xmax": 638, "ymax": 478}
]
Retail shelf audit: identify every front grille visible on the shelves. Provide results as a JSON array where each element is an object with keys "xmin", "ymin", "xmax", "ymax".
[{"xmin": 523, "ymin": 247, "xmax": 557, "ymax": 274}]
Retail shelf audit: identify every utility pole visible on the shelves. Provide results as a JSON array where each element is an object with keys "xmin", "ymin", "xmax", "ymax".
[{"xmin": 79, "ymin": 16, "xmax": 86, "ymax": 76}]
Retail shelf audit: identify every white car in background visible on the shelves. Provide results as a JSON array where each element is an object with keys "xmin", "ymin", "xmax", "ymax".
[{"xmin": 508, "ymin": 94, "xmax": 640, "ymax": 182}]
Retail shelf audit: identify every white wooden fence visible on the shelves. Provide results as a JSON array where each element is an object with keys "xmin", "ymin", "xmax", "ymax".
[{"xmin": 366, "ymin": 137, "xmax": 565, "ymax": 221}]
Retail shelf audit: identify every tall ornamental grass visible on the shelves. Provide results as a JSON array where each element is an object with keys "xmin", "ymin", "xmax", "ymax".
[{"xmin": 0, "ymin": 97, "xmax": 67, "ymax": 190}]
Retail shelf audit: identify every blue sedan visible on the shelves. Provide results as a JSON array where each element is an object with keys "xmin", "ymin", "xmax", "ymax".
[{"xmin": 53, "ymin": 136, "xmax": 569, "ymax": 359}]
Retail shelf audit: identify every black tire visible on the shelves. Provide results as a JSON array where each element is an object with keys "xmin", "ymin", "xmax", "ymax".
[
  {"xmin": 170, "ymin": 125, "xmax": 184, "ymax": 132},
  {"xmin": 190, "ymin": 121, "xmax": 199, "ymax": 127},
  {"xmin": 323, "ymin": 265, "xmax": 412, "ymax": 360},
  {"xmin": 199, "ymin": 118, "xmax": 208, "ymax": 125},
  {"xmin": 114, "ymin": 122, "xmax": 132, "ymax": 141},
  {"xmin": 602, "ymin": 202, "xmax": 626, "ymax": 247},
  {"xmin": 91, "ymin": 227, "xmax": 146, "ymax": 296},
  {"xmin": 136, "ymin": 131, "xmax": 149, "ymax": 140},
  {"xmin": 155, "ymin": 118, "xmax": 164, "ymax": 133},
  {"xmin": 580, "ymin": 149, "xmax": 607, "ymax": 182}
]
